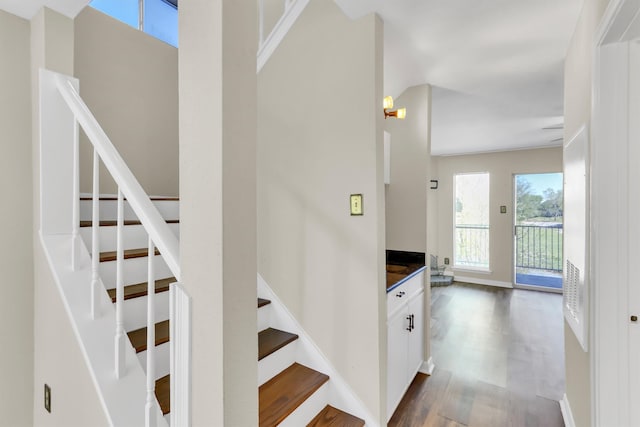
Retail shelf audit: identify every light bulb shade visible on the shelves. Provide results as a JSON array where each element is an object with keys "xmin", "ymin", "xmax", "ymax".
[
  {"xmin": 396, "ymin": 108, "xmax": 407, "ymax": 119},
  {"xmin": 383, "ymin": 96, "xmax": 394, "ymax": 110}
]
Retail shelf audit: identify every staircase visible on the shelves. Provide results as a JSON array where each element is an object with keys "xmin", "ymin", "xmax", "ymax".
[
  {"xmin": 79, "ymin": 195, "xmax": 179, "ymax": 420},
  {"xmin": 257, "ymin": 280, "xmax": 370, "ymax": 426}
]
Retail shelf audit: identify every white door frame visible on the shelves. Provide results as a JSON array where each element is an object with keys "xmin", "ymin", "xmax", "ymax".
[{"xmin": 591, "ymin": 1, "xmax": 640, "ymax": 425}]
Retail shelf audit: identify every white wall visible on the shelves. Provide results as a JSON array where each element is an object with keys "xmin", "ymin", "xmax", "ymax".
[
  {"xmin": 31, "ymin": 8, "xmax": 109, "ymax": 426},
  {"xmin": 179, "ymin": 0, "xmax": 258, "ymax": 425},
  {"xmin": 433, "ymin": 147, "xmax": 563, "ymax": 286},
  {"xmin": 0, "ymin": 9, "xmax": 34, "ymax": 426},
  {"xmin": 384, "ymin": 84, "xmax": 431, "ymax": 253},
  {"xmin": 257, "ymin": 0, "xmax": 386, "ymax": 421},
  {"xmin": 563, "ymin": 0, "xmax": 612, "ymax": 425},
  {"xmin": 75, "ymin": 7, "xmax": 179, "ymax": 197}
]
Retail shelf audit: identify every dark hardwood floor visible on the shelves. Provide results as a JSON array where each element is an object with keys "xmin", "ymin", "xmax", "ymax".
[{"xmin": 389, "ymin": 282, "xmax": 565, "ymax": 427}]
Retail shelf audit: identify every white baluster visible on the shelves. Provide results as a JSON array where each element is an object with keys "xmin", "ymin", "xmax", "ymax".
[
  {"xmin": 71, "ymin": 118, "xmax": 79, "ymax": 271},
  {"xmin": 259, "ymin": 0, "xmax": 265, "ymax": 47},
  {"xmin": 145, "ymin": 236, "xmax": 156, "ymax": 427},
  {"xmin": 91, "ymin": 149, "xmax": 100, "ymax": 319},
  {"xmin": 115, "ymin": 188, "xmax": 125, "ymax": 378}
]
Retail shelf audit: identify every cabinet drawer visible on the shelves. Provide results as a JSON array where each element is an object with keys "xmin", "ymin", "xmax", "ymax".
[{"xmin": 387, "ymin": 270, "xmax": 424, "ymax": 318}]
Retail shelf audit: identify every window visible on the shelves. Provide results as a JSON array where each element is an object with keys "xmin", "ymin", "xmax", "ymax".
[
  {"xmin": 90, "ymin": 0, "xmax": 178, "ymax": 47},
  {"xmin": 454, "ymin": 172, "xmax": 490, "ymax": 270}
]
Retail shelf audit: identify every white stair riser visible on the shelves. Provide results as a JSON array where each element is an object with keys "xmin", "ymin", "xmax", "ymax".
[
  {"xmin": 257, "ymin": 304, "xmax": 271, "ymax": 332},
  {"xmin": 137, "ymin": 341, "xmax": 170, "ymax": 381},
  {"xmin": 258, "ymin": 340, "xmax": 297, "ymax": 386},
  {"xmin": 80, "ymin": 223, "xmax": 180, "ymax": 253},
  {"xmin": 80, "ymin": 200, "xmax": 179, "ymax": 222},
  {"xmin": 100, "ymin": 255, "xmax": 173, "ymax": 289},
  {"xmin": 278, "ymin": 382, "xmax": 329, "ymax": 427},
  {"xmin": 121, "ymin": 291, "xmax": 171, "ymax": 332}
]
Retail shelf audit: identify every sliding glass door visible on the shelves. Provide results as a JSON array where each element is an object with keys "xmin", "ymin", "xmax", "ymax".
[{"xmin": 514, "ymin": 173, "xmax": 563, "ymax": 291}]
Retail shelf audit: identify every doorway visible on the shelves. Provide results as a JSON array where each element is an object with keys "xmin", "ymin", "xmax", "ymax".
[{"xmin": 513, "ymin": 173, "xmax": 563, "ymax": 291}]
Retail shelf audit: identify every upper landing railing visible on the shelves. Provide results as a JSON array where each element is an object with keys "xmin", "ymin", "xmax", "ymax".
[{"xmin": 257, "ymin": 0, "xmax": 310, "ymax": 72}]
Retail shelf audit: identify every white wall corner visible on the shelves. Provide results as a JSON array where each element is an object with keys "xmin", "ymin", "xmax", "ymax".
[
  {"xmin": 419, "ymin": 357, "xmax": 435, "ymax": 375},
  {"xmin": 560, "ymin": 393, "xmax": 576, "ymax": 427}
]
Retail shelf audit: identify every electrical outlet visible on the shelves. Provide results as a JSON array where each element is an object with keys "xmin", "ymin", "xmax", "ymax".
[
  {"xmin": 444, "ymin": 257, "xmax": 450, "ymax": 265},
  {"xmin": 44, "ymin": 384, "xmax": 51, "ymax": 413}
]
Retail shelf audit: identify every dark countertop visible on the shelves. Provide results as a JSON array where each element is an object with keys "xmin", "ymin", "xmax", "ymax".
[{"xmin": 386, "ymin": 263, "xmax": 426, "ymax": 292}]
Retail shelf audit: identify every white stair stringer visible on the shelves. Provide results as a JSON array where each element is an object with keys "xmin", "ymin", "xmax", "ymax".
[
  {"xmin": 257, "ymin": 274, "xmax": 378, "ymax": 427},
  {"xmin": 41, "ymin": 234, "xmax": 168, "ymax": 427}
]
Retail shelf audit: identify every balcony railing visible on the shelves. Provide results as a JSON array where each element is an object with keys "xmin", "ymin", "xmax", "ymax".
[
  {"xmin": 455, "ymin": 224, "xmax": 489, "ymax": 268},
  {"xmin": 515, "ymin": 224, "xmax": 563, "ymax": 272}
]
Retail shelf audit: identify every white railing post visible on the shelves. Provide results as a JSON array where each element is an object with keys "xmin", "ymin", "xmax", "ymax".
[
  {"xmin": 145, "ymin": 236, "xmax": 156, "ymax": 427},
  {"xmin": 258, "ymin": 0, "xmax": 265, "ymax": 47},
  {"xmin": 71, "ymin": 118, "xmax": 80, "ymax": 271},
  {"xmin": 91, "ymin": 149, "xmax": 100, "ymax": 319},
  {"xmin": 115, "ymin": 188, "xmax": 125, "ymax": 378}
]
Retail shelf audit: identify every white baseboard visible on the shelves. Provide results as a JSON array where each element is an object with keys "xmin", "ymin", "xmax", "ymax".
[
  {"xmin": 453, "ymin": 275, "xmax": 513, "ymax": 289},
  {"xmin": 419, "ymin": 357, "xmax": 435, "ymax": 375},
  {"xmin": 559, "ymin": 393, "xmax": 576, "ymax": 427}
]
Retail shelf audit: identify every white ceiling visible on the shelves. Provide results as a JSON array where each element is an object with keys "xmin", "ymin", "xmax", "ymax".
[
  {"xmin": 5, "ymin": 0, "xmax": 581, "ymax": 156},
  {"xmin": 337, "ymin": 0, "xmax": 583, "ymax": 155}
]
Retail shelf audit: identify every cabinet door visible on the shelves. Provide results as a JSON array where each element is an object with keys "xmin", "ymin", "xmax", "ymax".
[
  {"xmin": 387, "ymin": 309, "xmax": 409, "ymax": 419},
  {"xmin": 407, "ymin": 291, "xmax": 424, "ymax": 379}
]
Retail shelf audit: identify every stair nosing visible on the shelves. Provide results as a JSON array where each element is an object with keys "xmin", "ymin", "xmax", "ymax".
[
  {"xmin": 99, "ymin": 247, "xmax": 161, "ymax": 262},
  {"xmin": 307, "ymin": 405, "xmax": 365, "ymax": 427},
  {"xmin": 80, "ymin": 219, "xmax": 179, "ymax": 227},
  {"xmin": 106, "ymin": 277, "xmax": 176, "ymax": 302},
  {"xmin": 258, "ymin": 298, "xmax": 271, "ymax": 308}
]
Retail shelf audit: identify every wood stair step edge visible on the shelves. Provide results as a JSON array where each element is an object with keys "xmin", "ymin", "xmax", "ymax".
[
  {"xmin": 258, "ymin": 298, "xmax": 271, "ymax": 308},
  {"xmin": 155, "ymin": 374, "xmax": 170, "ymax": 415},
  {"xmin": 107, "ymin": 277, "xmax": 176, "ymax": 302},
  {"xmin": 100, "ymin": 247, "xmax": 161, "ymax": 262},
  {"xmin": 80, "ymin": 219, "xmax": 179, "ymax": 227},
  {"xmin": 307, "ymin": 405, "xmax": 365, "ymax": 427},
  {"xmin": 258, "ymin": 328, "xmax": 299, "ymax": 361},
  {"xmin": 127, "ymin": 320, "xmax": 170, "ymax": 353},
  {"xmin": 80, "ymin": 196, "xmax": 179, "ymax": 201},
  {"xmin": 259, "ymin": 363, "xmax": 329, "ymax": 427}
]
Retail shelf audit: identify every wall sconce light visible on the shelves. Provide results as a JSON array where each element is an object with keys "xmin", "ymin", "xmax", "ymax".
[{"xmin": 383, "ymin": 96, "xmax": 406, "ymax": 120}]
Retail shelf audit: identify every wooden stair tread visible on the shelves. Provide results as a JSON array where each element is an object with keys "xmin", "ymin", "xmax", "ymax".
[
  {"xmin": 80, "ymin": 219, "xmax": 179, "ymax": 227},
  {"xmin": 307, "ymin": 405, "xmax": 365, "ymax": 427},
  {"xmin": 258, "ymin": 328, "xmax": 298, "ymax": 361},
  {"xmin": 107, "ymin": 277, "xmax": 176, "ymax": 302},
  {"xmin": 155, "ymin": 374, "xmax": 170, "ymax": 415},
  {"xmin": 127, "ymin": 320, "xmax": 170, "ymax": 353},
  {"xmin": 259, "ymin": 363, "xmax": 329, "ymax": 426},
  {"xmin": 100, "ymin": 247, "xmax": 160, "ymax": 262},
  {"xmin": 258, "ymin": 298, "xmax": 271, "ymax": 308}
]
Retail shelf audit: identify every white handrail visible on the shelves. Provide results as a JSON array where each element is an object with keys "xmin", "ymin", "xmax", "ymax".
[{"xmin": 53, "ymin": 74, "xmax": 181, "ymax": 281}]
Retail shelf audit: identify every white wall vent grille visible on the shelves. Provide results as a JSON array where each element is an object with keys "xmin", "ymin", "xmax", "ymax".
[{"xmin": 564, "ymin": 259, "xmax": 580, "ymax": 319}]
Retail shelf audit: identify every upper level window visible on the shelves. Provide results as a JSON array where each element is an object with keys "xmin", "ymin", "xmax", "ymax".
[
  {"xmin": 90, "ymin": 0, "xmax": 178, "ymax": 47},
  {"xmin": 454, "ymin": 172, "xmax": 490, "ymax": 270}
]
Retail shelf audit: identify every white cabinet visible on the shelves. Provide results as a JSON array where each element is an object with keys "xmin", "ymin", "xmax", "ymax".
[{"xmin": 387, "ymin": 272, "xmax": 425, "ymax": 420}]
